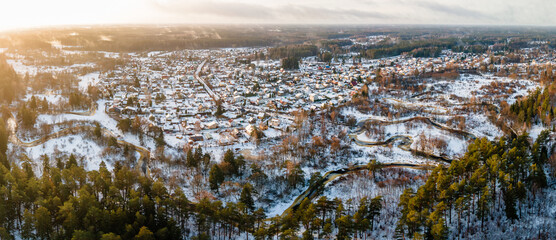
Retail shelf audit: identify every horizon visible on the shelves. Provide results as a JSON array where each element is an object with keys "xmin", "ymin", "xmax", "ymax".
[{"xmin": 5, "ymin": 23, "xmax": 556, "ymax": 35}]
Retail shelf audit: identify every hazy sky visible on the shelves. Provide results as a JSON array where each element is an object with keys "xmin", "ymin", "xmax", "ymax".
[{"xmin": 2, "ymin": 0, "xmax": 556, "ymax": 30}]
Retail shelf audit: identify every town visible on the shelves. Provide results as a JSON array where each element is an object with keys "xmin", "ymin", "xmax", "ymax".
[
  {"xmin": 51, "ymin": 38, "xmax": 546, "ymax": 152},
  {"xmin": 0, "ymin": 26, "xmax": 555, "ymax": 239}
]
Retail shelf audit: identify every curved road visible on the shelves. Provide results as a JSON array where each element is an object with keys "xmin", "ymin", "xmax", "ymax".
[
  {"xmin": 352, "ymin": 116, "xmax": 476, "ymax": 140},
  {"xmin": 8, "ymin": 106, "xmax": 151, "ymax": 174},
  {"xmin": 282, "ymin": 162, "xmax": 436, "ymax": 216},
  {"xmin": 350, "ymin": 134, "xmax": 452, "ymax": 164},
  {"xmin": 348, "ymin": 116, "xmax": 475, "ymax": 164}
]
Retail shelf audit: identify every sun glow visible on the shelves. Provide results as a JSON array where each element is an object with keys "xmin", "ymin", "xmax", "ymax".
[
  {"xmin": 0, "ymin": 0, "xmax": 150, "ymax": 31},
  {"xmin": 0, "ymin": 0, "xmax": 555, "ymax": 32}
]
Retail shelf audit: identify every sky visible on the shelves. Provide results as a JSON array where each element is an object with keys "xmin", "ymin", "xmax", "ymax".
[{"xmin": 2, "ymin": 0, "xmax": 556, "ymax": 31}]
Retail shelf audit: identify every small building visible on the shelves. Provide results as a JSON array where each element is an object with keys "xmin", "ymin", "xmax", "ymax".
[
  {"xmin": 269, "ymin": 118, "xmax": 280, "ymax": 127},
  {"xmin": 190, "ymin": 135, "xmax": 204, "ymax": 142},
  {"xmin": 245, "ymin": 124, "xmax": 255, "ymax": 136},
  {"xmin": 206, "ymin": 121, "xmax": 218, "ymax": 129}
]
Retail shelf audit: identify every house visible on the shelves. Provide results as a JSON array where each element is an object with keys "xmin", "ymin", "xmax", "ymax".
[
  {"xmin": 123, "ymin": 107, "xmax": 138, "ymax": 114},
  {"xmin": 269, "ymin": 118, "xmax": 280, "ymax": 127},
  {"xmin": 245, "ymin": 124, "xmax": 255, "ymax": 136},
  {"xmin": 206, "ymin": 121, "xmax": 218, "ymax": 129},
  {"xmin": 190, "ymin": 135, "xmax": 204, "ymax": 142}
]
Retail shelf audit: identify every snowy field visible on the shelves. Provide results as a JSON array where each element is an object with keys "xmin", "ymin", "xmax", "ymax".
[
  {"xmin": 352, "ymin": 144, "xmax": 444, "ymax": 165},
  {"xmin": 78, "ymin": 72, "xmax": 101, "ymax": 92},
  {"xmin": 24, "ymin": 135, "xmax": 123, "ymax": 173}
]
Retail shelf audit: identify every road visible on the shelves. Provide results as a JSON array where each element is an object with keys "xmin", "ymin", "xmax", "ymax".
[
  {"xmin": 347, "ymin": 115, "xmax": 477, "ymax": 164},
  {"xmin": 281, "ymin": 162, "xmax": 436, "ymax": 216},
  {"xmin": 194, "ymin": 60, "xmax": 220, "ymax": 102},
  {"xmin": 352, "ymin": 116, "xmax": 476, "ymax": 140},
  {"xmin": 7, "ymin": 107, "xmax": 152, "ymax": 175}
]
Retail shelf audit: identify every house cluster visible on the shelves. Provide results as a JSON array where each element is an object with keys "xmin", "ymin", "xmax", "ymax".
[
  {"xmin": 93, "ymin": 38, "xmax": 553, "ymax": 147},
  {"xmin": 96, "ymin": 47, "xmax": 378, "ymax": 147}
]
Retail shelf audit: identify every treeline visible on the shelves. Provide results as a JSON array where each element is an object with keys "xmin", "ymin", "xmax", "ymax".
[
  {"xmin": 395, "ymin": 131, "xmax": 554, "ymax": 239},
  {"xmin": 0, "ymin": 149, "xmax": 387, "ymax": 240},
  {"xmin": 107, "ymin": 38, "xmax": 273, "ymax": 52},
  {"xmin": 0, "ymin": 56, "xmax": 23, "ymax": 103},
  {"xmin": 2, "ymin": 29, "xmax": 281, "ymax": 53},
  {"xmin": 539, "ymin": 65, "xmax": 556, "ymax": 86},
  {"xmin": 451, "ymin": 45, "xmax": 489, "ymax": 54},
  {"xmin": 0, "ymin": 158, "xmax": 185, "ymax": 240},
  {"xmin": 320, "ymin": 39, "xmax": 353, "ymax": 49},
  {"xmin": 17, "ymin": 103, "xmax": 38, "ymax": 129},
  {"xmin": 269, "ymin": 45, "xmax": 318, "ymax": 59},
  {"xmin": 2, "ymin": 38, "xmax": 56, "ymax": 52},
  {"xmin": 62, "ymin": 33, "xmax": 274, "ymax": 52},
  {"xmin": 11, "ymin": 95, "xmax": 55, "ymax": 129},
  {"xmin": 320, "ymin": 39, "xmax": 353, "ymax": 54},
  {"xmin": 68, "ymin": 92, "xmax": 92, "ymax": 110},
  {"xmin": 29, "ymin": 72, "xmax": 79, "ymax": 94},
  {"xmin": 208, "ymin": 149, "xmax": 245, "ymax": 192},
  {"xmin": 116, "ymin": 117, "xmax": 165, "ymax": 148},
  {"xmin": 508, "ymin": 86, "xmax": 555, "ymax": 127},
  {"xmin": 273, "ymin": 195, "xmax": 383, "ymax": 240},
  {"xmin": 0, "ymin": 113, "xmax": 8, "ymax": 169},
  {"xmin": 361, "ymin": 39, "xmax": 457, "ymax": 59},
  {"xmin": 281, "ymin": 57, "xmax": 300, "ymax": 70},
  {"xmin": 410, "ymin": 47, "xmax": 442, "ymax": 58},
  {"xmin": 357, "ymin": 38, "xmax": 495, "ymax": 59}
]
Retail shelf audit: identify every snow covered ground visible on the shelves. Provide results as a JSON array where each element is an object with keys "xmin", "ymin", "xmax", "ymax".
[
  {"xmin": 24, "ymin": 135, "xmax": 117, "ymax": 173},
  {"xmin": 529, "ymin": 124, "xmax": 550, "ymax": 142},
  {"xmin": 34, "ymin": 100, "xmax": 166, "ymax": 158},
  {"xmin": 38, "ymin": 100, "xmax": 119, "ymax": 133},
  {"xmin": 341, "ymin": 107, "xmax": 388, "ymax": 122},
  {"xmin": 463, "ymin": 114, "xmax": 504, "ymax": 140},
  {"xmin": 78, "ymin": 72, "xmax": 101, "ymax": 92},
  {"xmin": 6, "ymin": 58, "xmax": 95, "ymax": 75},
  {"xmin": 434, "ymin": 74, "xmax": 539, "ymax": 103},
  {"xmin": 24, "ymin": 93, "xmax": 68, "ymax": 105},
  {"xmin": 352, "ymin": 144, "xmax": 444, "ymax": 165}
]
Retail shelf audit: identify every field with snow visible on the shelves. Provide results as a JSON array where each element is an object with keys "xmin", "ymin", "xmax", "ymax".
[{"xmin": 24, "ymin": 135, "xmax": 116, "ymax": 173}]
